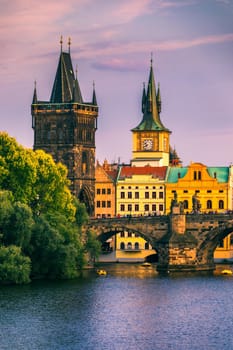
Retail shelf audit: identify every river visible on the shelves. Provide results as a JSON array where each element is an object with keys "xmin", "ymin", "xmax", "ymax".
[{"xmin": 0, "ymin": 264, "xmax": 233, "ymax": 350}]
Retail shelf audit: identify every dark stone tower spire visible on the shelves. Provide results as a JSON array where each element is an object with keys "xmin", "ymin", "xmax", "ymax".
[
  {"xmin": 92, "ymin": 81, "xmax": 97, "ymax": 105},
  {"xmin": 31, "ymin": 38, "xmax": 98, "ymax": 215}
]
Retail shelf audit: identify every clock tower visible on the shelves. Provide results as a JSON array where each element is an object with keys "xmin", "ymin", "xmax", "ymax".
[{"xmin": 131, "ymin": 58, "xmax": 171, "ymax": 167}]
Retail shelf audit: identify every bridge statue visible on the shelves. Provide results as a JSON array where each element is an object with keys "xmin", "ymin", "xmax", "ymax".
[
  {"xmin": 170, "ymin": 191, "xmax": 184, "ymax": 215},
  {"xmin": 192, "ymin": 192, "xmax": 201, "ymax": 213}
]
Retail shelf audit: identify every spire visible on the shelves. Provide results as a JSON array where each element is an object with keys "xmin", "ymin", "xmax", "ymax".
[
  {"xmin": 32, "ymin": 81, "xmax": 37, "ymax": 104},
  {"xmin": 68, "ymin": 37, "xmax": 71, "ymax": 53},
  {"xmin": 92, "ymin": 81, "xmax": 97, "ymax": 105},
  {"xmin": 72, "ymin": 65, "xmax": 83, "ymax": 103},
  {"xmin": 142, "ymin": 82, "xmax": 146, "ymax": 113},
  {"xmin": 50, "ymin": 39, "xmax": 82, "ymax": 103},
  {"xmin": 156, "ymin": 82, "xmax": 161, "ymax": 114},
  {"xmin": 60, "ymin": 35, "xmax": 63, "ymax": 52},
  {"xmin": 132, "ymin": 54, "xmax": 169, "ymax": 132}
]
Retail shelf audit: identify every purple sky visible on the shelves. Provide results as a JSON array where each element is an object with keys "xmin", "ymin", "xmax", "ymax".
[{"xmin": 1, "ymin": 0, "xmax": 233, "ymax": 166}]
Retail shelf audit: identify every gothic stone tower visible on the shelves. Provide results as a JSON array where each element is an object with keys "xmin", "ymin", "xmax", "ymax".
[{"xmin": 31, "ymin": 38, "xmax": 98, "ymax": 215}]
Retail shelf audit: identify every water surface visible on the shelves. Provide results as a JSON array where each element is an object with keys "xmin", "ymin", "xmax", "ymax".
[{"xmin": 0, "ymin": 264, "xmax": 233, "ymax": 350}]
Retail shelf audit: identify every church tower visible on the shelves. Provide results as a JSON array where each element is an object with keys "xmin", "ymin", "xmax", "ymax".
[
  {"xmin": 31, "ymin": 37, "xmax": 98, "ymax": 215},
  {"xmin": 131, "ymin": 57, "xmax": 171, "ymax": 167}
]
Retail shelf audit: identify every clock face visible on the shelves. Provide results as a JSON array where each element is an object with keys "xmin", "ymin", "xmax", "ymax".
[{"xmin": 143, "ymin": 139, "xmax": 153, "ymax": 150}]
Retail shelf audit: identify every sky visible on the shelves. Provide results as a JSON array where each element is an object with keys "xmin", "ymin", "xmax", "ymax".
[{"xmin": 0, "ymin": 0, "xmax": 233, "ymax": 166}]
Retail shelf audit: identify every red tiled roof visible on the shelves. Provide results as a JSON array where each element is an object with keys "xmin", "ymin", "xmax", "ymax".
[
  {"xmin": 119, "ymin": 165, "xmax": 167, "ymax": 180},
  {"xmin": 106, "ymin": 170, "xmax": 118, "ymax": 181}
]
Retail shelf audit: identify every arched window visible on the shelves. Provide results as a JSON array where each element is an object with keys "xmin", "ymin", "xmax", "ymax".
[
  {"xmin": 184, "ymin": 200, "xmax": 189, "ymax": 209},
  {"xmin": 219, "ymin": 200, "xmax": 224, "ymax": 209},
  {"xmin": 127, "ymin": 242, "xmax": 132, "ymax": 250},
  {"xmin": 82, "ymin": 152, "xmax": 88, "ymax": 175},
  {"xmin": 207, "ymin": 200, "xmax": 212, "ymax": 209},
  {"xmin": 120, "ymin": 242, "xmax": 125, "ymax": 250},
  {"xmin": 135, "ymin": 242, "xmax": 139, "ymax": 250},
  {"xmin": 145, "ymin": 242, "xmax": 149, "ymax": 250}
]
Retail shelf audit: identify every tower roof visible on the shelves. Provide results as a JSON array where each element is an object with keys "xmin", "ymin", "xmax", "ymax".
[
  {"xmin": 132, "ymin": 57, "xmax": 170, "ymax": 133},
  {"xmin": 50, "ymin": 44, "xmax": 83, "ymax": 103}
]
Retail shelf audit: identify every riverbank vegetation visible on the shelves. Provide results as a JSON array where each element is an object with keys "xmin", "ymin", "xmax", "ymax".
[{"xmin": 0, "ymin": 132, "xmax": 101, "ymax": 284}]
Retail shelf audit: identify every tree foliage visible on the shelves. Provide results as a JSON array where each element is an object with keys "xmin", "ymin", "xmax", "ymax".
[
  {"xmin": 0, "ymin": 245, "xmax": 31, "ymax": 284},
  {"xmin": 0, "ymin": 133, "xmax": 99, "ymax": 284}
]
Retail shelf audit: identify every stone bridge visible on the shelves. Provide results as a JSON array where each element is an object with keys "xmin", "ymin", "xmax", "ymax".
[{"xmin": 86, "ymin": 212, "xmax": 233, "ymax": 273}]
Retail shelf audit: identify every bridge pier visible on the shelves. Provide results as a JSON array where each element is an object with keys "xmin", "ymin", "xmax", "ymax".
[{"xmin": 156, "ymin": 210, "xmax": 215, "ymax": 274}]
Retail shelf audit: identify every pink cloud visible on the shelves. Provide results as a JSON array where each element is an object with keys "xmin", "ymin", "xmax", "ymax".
[{"xmin": 76, "ymin": 33, "xmax": 233, "ymax": 61}]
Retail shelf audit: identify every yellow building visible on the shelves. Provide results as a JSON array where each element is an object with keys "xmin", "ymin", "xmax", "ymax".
[
  {"xmin": 114, "ymin": 165, "xmax": 167, "ymax": 261},
  {"xmin": 95, "ymin": 160, "xmax": 117, "ymax": 218},
  {"xmin": 165, "ymin": 162, "xmax": 229, "ymax": 215},
  {"xmin": 116, "ymin": 165, "xmax": 167, "ymax": 216},
  {"xmin": 166, "ymin": 162, "xmax": 233, "ymax": 259}
]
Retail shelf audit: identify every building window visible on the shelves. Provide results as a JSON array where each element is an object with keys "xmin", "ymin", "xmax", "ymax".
[
  {"xmin": 107, "ymin": 188, "xmax": 111, "ymax": 195},
  {"xmin": 219, "ymin": 190, "xmax": 224, "ymax": 193},
  {"xmin": 152, "ymin": 204, "xmax": 156, "ymax": 212},
  {"xmin": 102, "ymin": 201, "xmax": 106, "ymax": 208},
  {"xmin": 135, "ymin": 192, "xmax": 139, "ymax": 199},
  {"xmin": 120, "ymin": 204, "xmax": 125, "ymax": 211},
  {"xmin": 145, "ymin": 186, "xmax": 149, "ymax": 189},
  {"xmin": 102, "ymin": 188, "xmax": 106, "ymax": 194},
  {"xmin": 207, "ymin": 200, "xmax": 212, "ymax": 209},
  {"xmin": 128, "ymin": 192, "xmax": 132, "ymax": 199},
  {"xmin": 159, "ymin": 192, "xmax": 163, "ymax": 199},
  {"xmin": 120, "ymin": 232, "xmax": 125, "ymax": 237},
  {"xmin": 145, "ymin": 242, "xmax": 149, "ymax": 250},
  {"xmin": 107, "ymin": 201, "xmax": 111, "ymax": 208},
  {"xmin": 135, "ymin": 204, "xmax": 139, "ymax": 211},
  {"xmin": 128, "ymin": 232, "xmax": 132, "ymax": 237},
  {"xmin": 96, "ymin": 189, "xmax": 101, "ymax": 194},
  {"xmin": 121, "ymin": 186, "xmax": 124, "ymax": 189},
  {"xmin": 159, "ymin": 204, "xmax": 163, "ymax": 212},
  {"xmin": 184, "ymin": 200, "xmax": 189, "ymax": 209},
  {"xmin": 120, "ymin": 192, "xmax": 125, "ymax": 199},
  {"xmin": 183, "ymin": 190, "xmax": 188, "ymax": 193},
  {"xmin": 207, "ymin": 190, "xmax": 212, "ymax": 193},
  {"xmin": 145, "ymin": 192, "xmax": 149, "ymax": 199},
  {"xmin": 120, "ymin": 242, "xmax": 125, "ymax": 250},
  {"xmin": 144, "ymin": 204, "xmax": 149, "ymax": 211},
  {"xmin": 152, "ymin": 192, "xmax": 156, "ymax": 199},
  {"xmin": 96, "ymin": 201, "xmax": 100, "ymax": 208},
  {"xmin": 127, "ymin": 242, "xmax": 132, "ymax": 250},
  {"xmin": 135, "ymin": 242, "xmax": 139, "ymax": 250},
  {"xmin": 128, "ymin": 204, "xmax": 132, "ymax": 212},
  {"xmin": 219, "ymin": 200, "xmax": 224, "ymax": 209}
]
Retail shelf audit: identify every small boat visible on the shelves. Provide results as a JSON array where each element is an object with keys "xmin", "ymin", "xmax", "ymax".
[
  {"xmin": 221, "ymin": 269, "xmax": 233, "ymax": 275},
  {"xmin": 96, "ymin": 269, "xmax": 107, "ymax": 276},
  {"xmin": 141, "ymin": 262, "xmax": 152, "ymax": 267}
]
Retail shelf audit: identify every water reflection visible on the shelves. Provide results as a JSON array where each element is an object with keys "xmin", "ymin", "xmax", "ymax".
[{"xmin": 0, "ymin": 264, "xmax": 233, "ymax": 350}]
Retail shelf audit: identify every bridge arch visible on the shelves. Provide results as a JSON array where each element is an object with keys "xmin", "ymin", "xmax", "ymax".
[{"xmin": 197, "ymin": 225, "xmax": 233, "ymax": 265}]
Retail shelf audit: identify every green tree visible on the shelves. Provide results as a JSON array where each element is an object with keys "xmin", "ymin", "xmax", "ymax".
[
  {"xmin": 0, "ymin": 132, "xmax": 76, "ymax": 220},
  {"xmin": 29, "ymin": 213, "xmax": 85, "ymax": 279},
  {"xmin": 85, "ymin": 230, "xmax": 101, "ymax": 265},
  {"xmin": 0, "ymin": 245, "xmax": 31, "ymax": 284}
]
